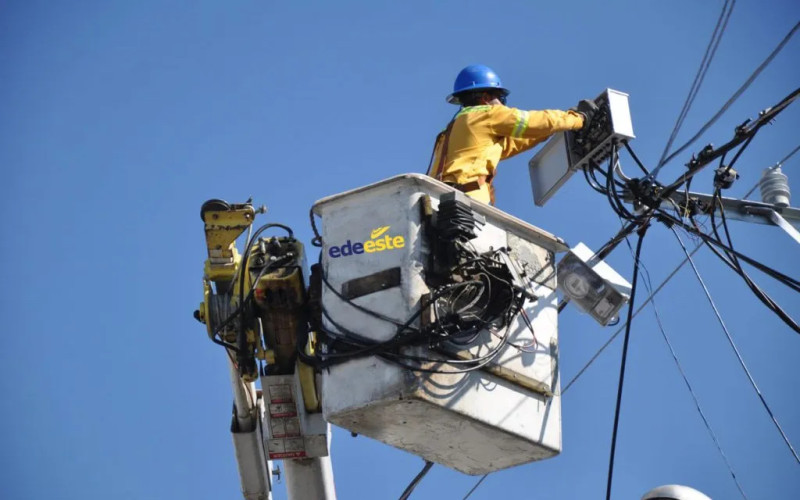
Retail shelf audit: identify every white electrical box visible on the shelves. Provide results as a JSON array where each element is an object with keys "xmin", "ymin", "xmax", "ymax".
[
  {"xmin": 557, "ymin": 242, "xmax": 632, "ymax": 326},
  {"xmin": 529, "ymin": 88, "xmax": 635, "ymax": 206},
  {"xmin": 312, "ymin": 174, "xmax": 568, "ymax": 475}
]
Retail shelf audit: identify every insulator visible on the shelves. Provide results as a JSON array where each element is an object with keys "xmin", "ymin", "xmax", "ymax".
[{"xmin": 759, "ymin": 166, "xmax": 791, "ymax": 207}]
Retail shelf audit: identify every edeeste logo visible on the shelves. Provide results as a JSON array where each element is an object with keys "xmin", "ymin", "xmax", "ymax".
[{"xmin": 328, "ymin": 225, "xmax": 405, "ymax": 258}]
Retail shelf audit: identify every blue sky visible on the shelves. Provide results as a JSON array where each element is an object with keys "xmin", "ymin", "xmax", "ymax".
[{"xmin": 1, "ymin": 1, "xmax": 798, "ymax": 498}]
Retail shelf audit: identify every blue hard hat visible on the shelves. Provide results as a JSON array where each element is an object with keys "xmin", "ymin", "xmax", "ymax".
[{"xmin": 447, "ymin": 64, "xmax": 510, "ymax": 105}]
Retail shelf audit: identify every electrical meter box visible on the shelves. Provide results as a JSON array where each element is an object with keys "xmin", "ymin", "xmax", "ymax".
[
  {"xmin": 312, "ymin": 174, "xmax": 568, "ymax": 475},
  {"xmin": 529, "ymin": 88, "xmax": 635, "ymax": 206}
]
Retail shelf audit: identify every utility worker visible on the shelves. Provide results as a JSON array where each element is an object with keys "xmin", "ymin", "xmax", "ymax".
[{"xmin": 428, "ymin": 64, "xmax": 597, "ymax": 205}]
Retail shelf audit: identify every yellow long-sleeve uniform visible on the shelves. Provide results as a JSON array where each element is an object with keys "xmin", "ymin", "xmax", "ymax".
[{"xmin": 428, "ymin": 105, "xmax": 585, "ymax": 204}]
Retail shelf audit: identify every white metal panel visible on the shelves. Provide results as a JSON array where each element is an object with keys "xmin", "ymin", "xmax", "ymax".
[
  {"xmin": 312, "ymin": 174, "xmax": 569, "ymax": 253},
  {"xmin": 571, "ymin": 242, "xmax": 633, "ymax": 296},
  {"xmin": 528, "ymin": 133, "xmax": 575, "ymax": 207},
  {"xmin": 607, "ymin": 89, "xmax": 635, "ymax": 139},
  {"xmin": 321, "ymin": 355, "xmax": 562, "ymax": 475},
  {"xmin": 313, "ymin": 175, "xmax": 564, "ymax": 474}
]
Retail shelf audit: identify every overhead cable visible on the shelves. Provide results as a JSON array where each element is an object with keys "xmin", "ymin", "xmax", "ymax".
[
  {"xmin": 777, "ymin": 143, "xmax": 800, "ymax": 166},
  {"xmin": 621, "ymin": 234, "xmax": 748, "ymax": 499},
  {"xmin": 661, "ymin": 86, "xmax": 800, "ymax": 196},
  {"xmin": 398, "ymin": 461, "xmax": 433, "ymax": 500},
  {"xmin": 671, "ymin": 227, "xmax": 800, "ymax": 465},
  {"xmin": 461, "ymin": 140, "xmax": 799, "ymax": 500},
  {"xmin": 461, "ymin": 474, "xmax": 488, "ymax": 500},
  {"xmin": 657, "ymin": 0, "xmax": 736, "ymax": 169},
  {"xmin": 652, "ymin": 20, "xmax": 800, "ymax": 177},
  {"xmin": 605, "ymin": 226, "xmax": 648, "ymax": 500},
  {"xmin": 463, "ymin": 27, "xmax": 800, "ymax": 500},
  {"xmin": 561, "ymin": 147, "xmax": 798, "ymax": 395},
  {"xmin": 706, "ymin": 191, "xmax": 800, "ymax": 330}
]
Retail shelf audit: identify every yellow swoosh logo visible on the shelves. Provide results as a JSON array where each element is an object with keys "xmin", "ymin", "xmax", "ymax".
[{"xmin": 370, "ymin": 226, "xmax": 390, "ymax": 239}]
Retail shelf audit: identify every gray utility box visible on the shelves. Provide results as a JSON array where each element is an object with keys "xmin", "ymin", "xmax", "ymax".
[
  {"xmin": 529, "ymin": 88, "xmax": 635, "ymax": 206},
  {"xmin": 312, "ymin": 174, "xmax": 568, "ymax": 475}
]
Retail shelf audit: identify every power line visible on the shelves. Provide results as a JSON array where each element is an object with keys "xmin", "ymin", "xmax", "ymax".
[
  {"xmin": 561, "ymin": 247, "xmax": 698, "ymax": 395},
  {"xmin": 777, "ymin": 143, "xmax": 800, "ymax": 166},
  {"xmin": 660, "ymin": 86, "xmax": 800, "ymax": 197},
  {"xmin": 652, "ymin": 20, "xmax": 800, "ymax": 177},
  {"xmin": 562, "ymin": 147, "xmax": 800, "ymax": 396},
  {"xmin": 671, "ymin": 227, "xmax": 800, "ymax": 465},
  {"xmin": 605, "ymin": 227, "xmax": 648, "ymax": 500},
  {"xmin": 461, "ymin": 473, "xmax": 488, "ymax": 500},
  {"xmin": 622, "ymin": 235, "xmax": 749, "ymax": 499},
  {"xmin": 398, "ymin": 460, "xmax": 433, "ymax": 500},
  {"xmin": 460, "ymin": 147, "xmax": 799, "ymax": 500},
  {"xmin": 657, "ymin": 0, "xmax": 736, "ymax": 169},
  {"xmin": 465, "ymin": 33, "xmax": 800, "ymax": 499}
]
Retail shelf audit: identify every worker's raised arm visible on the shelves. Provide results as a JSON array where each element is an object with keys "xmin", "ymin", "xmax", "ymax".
[
  {"xmin": 489, "ymin": 106, "xmax": 584, "ymax": 141},
  {"xmin": 501, "ymin": 136, "xmax": 543, "ymax": 160}
]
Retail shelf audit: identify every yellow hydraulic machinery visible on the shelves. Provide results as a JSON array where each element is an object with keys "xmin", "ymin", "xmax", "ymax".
[
  {"xmin": 195, "ymin": 198, "xmax": 319, "ymax": 387},
  {"xmin": 194, "ymin": 198, "xmax": 333, "ymax": 500},
  {"xmin": 200, "ymin": 199, "xmax": 256, "ymax": 284}
]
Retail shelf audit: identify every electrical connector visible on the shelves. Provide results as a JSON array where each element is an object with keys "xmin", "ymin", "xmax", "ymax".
[{"xmin": 713, "ymin": 165, "xmax": 739, "ymax": 190}]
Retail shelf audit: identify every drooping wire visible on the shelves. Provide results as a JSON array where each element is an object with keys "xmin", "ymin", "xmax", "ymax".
[
  {"xmin": 677, "ymin": 137, "xmax": 800, "ymax": 321},
  {"xmin": 619, "ymin": 228, "xmax": 749, "ymax": 499},
  {"xmin": 704, "ymin": 191, "xmax": 800, "ymax": 331},
  {"xmin": 671, "ymin": 227, "xmax": 800, "ymax": 465},
  {"xmin": 527, "ymin": 92, "xmax": 799, "ymax": 500},
  {"xmin": 656, "ymin": 0, "xmax": 736, "ymax": 170},
  {"xmin": 776, "ymin": 143, "xmax": 800, "ymax": 166},
  {"xmin": 561, "ymin": 250, "xmax": 695, "ymax": 394},
  {"xmin": 605, "ymin": 225, "xmax": 648, "ymax": 500},
  {"xmin": 663, "ymin": 209, "xmax": 800, "ymax": 294},
  {"xmin": 467, "ymin": 224, "xmax": 738, "ymax": 498},
  {"xmin": 398, "ymin": 460, "xmax": 433, "ymax": 500},
  {"xmin": 464, "ymin": 138, "xmax": 785, "ymax": 495},
  {"xmin": 653, "ymin": 20, "xmax": 800, "ymax": 176},
  {"xmin": 561, "ymin": 149, "xmax": 799, "ymax": 394},
  {"xmin": 462, "ymin": 473, "xmax": 489, "ymax": 500},
  {"xmin": 653, "ymin": 319, "xmax": 749, "ymax": 498}
]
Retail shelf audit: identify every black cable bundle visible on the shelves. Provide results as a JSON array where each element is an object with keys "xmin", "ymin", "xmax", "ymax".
[
  {"xmin": 309, "ymin": 244, "xmax": 530, "ymax": 374},
  {"xmin": 435, "ymin": 191, "xmax": 485, "ymax": 242},
  {"xmin": 304, "ymin": 194, "xmax": 534, "ymax": 375}
]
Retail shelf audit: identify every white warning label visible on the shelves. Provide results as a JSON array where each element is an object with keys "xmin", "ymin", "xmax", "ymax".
[
  {"xmin": 267, "ymin": 384, "xmax": 293, "ymax": 404},
  {"xmin": 269, "ymin": 403, "xmax": 297, "ymax": 418}
]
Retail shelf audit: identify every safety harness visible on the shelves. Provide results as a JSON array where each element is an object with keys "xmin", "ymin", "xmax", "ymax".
[{"xmin": 427, "ymin": 115, "xmax": 496, "ymax": 205}]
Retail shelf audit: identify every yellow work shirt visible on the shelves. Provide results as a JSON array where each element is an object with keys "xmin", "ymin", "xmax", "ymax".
[{"xmin": 428, "ymin": 105, "xmax": 584, "ymax": 204}]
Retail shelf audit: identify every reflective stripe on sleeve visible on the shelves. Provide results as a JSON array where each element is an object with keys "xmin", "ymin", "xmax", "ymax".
[{"xmin": 512, "ymin": 110, "xmax": 529, "ymax": 137}]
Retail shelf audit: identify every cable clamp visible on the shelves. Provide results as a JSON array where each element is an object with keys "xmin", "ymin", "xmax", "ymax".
[
  {"xmin": 627, "ymin": 178, "xmax": 663, "ymax": 210},
  {"xmin": 713, "ymin": 165, "xmax": 739, "ymax": 190}
]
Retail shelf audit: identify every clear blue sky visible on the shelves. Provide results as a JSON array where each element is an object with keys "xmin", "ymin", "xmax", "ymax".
[{"xmin": 1, "ymin": 1, "xmax": 798, "ymax": 498}]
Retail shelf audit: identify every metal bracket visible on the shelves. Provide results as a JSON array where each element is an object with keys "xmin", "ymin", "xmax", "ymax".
[{"xmin": 743, "ymin": 206, "xmax": 800, "ymax": 245}]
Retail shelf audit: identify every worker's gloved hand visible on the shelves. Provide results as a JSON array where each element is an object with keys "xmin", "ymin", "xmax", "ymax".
[{"xmin": 574, "ymin": 99, "xmax": 599, "ymax": 128}]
